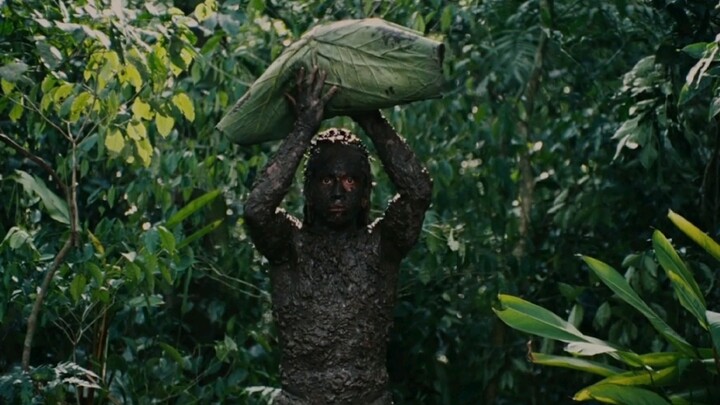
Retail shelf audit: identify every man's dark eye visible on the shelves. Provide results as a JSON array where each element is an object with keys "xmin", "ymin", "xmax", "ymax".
[
  {"xmin": 346, "ymin": 177, "xmax": 355, "ymax": 184},
  {"xmin": 322, "ymin": 177, "xmax": 333, "ymax": 185}
]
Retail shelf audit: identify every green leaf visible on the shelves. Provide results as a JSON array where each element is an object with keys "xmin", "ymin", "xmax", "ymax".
[
  {"xmin": 9, "ymin": 98, "xmax": 23, "ymax": 122},
  {"xmin": 134, "ymin": 137, "xmax": 153, "ymax": 167},
  {"xmin": 494, "ymin": 294, "xmax": 587, "ymax": 343},
  {"xmin": 157, "ymin": 225, "xmax": 176, "ymax": 253},
  {"xmin": 707, "ymin": 311, "xmax": 720, "ymax": 355},
  {"xmin": 440, "ymin": 6, "xmax": 453, "ymax": 32},
  {"xmin": 70, "ymin": 274, "xmax": 87, "ymax": 303},
  {"xmin": 14, "ymin": 170, "xmax": 70, "ymax": 225},
  {"xmin": 0, "ymin": 62, "xmax": 29, "ymax": 82},
  {"xmin": 177, "ymin": 219, "xmax": 223, "ymax": 249},
  {"xmin": 1, "ymin": 78, "xmax": 15, "ymax": 94},
  {"xmin": 155, "ymin": 113, "xmax": 175, "ymax": 138},
  {"xmin": 582, "ymin": 256, "xmax": 695, "ymax": 357},
  {"xmin": 681, "ymin": 42, "xmax": 709, "ymax": 59},
  {"xmin": 668, "ymin": 210, "xmax": 720, "ymax": 263},
  {"xmin": 652, "ymin": 229, "xmax": 707, "ymax": 329},
  {"xmin": 596, "ymin": 366, "xmax": 678, "ymax": 387},
  {"xmin": 166, "ymin": 189, "xmax": 221, "ymax": 229},
  {"xmin": 105, "ymin": 129, "xmax": 125, "ymax": 154},
  {"xmin": 158, "ymin": 342, "xmax": 187, "ymax": 369},
  {"xmin": 119, "ymin": 63, "xmax": 143, "ymax": 91},
  {"xmin": 531, "ymin": 352, "xmax": 622, "ymax": 377},
  {"xmin": 126, "ymin": 120, "xmax": 147, "ymax": 141},
  {"xmin": 574, "ymin": 384, "xmax": 671, "ymax": 404},
  {"xmin": 36, "ymin": 41, "xmax": 63, "ymax": 70},
  {"xmin": 69, "ymin": 92, "xmax": 93, "ymax": 123},
  {"xmin": 638, "ymin": 352, "xmax": 682, "ymax": 368},
  {"xmin": 132, "ymin": 98, "xmax": 154, "ymax": 120},
  {"xmin": 172, "ymin": 92, "xmax": 195, "ymax": 122}
]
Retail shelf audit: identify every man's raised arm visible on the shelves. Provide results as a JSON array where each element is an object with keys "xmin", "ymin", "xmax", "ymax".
[
  {"xmin": 353, "ymin": 110, "xmax": 432, "ymax": 258},
  {"xmin": 244, "ymin": 68, "xmax": 337, "ymax": 263}
]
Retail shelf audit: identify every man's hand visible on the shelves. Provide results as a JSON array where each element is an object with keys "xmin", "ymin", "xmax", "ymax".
[{"xmin": 286, "ymin": 66, "xmax": 338, "ymax": 131}]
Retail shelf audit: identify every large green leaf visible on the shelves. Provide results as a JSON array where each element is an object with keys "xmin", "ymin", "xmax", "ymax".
[
  {"xmin": 653, "ymin": 230, "xmax": 707, "ymax": 329},
  {"xmin": 14, "ymin": 169, "xmax": 70, "ymax": 225},
  {"xmin": 668, "ymin": 210, "xmax": 720, "ymax": 263},
  {"xmin": 582, "ymin": 256, "xmax": 695, "ymax": 357},
  {"xmin": 494, "ymin": 294, "xmax": 587, "ymax": 343},
  {"xmin": 531, "ymin": 352, "xmax": 622, "ymax": 377},
  {"xmin": 574, "ymin": 384, "xmax": 671, "ymax": 404}
]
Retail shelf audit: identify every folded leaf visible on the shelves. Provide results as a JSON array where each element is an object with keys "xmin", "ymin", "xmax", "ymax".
[{"xmin": 216, "ymin": 18, "xmax": 446, "ymax": 144}]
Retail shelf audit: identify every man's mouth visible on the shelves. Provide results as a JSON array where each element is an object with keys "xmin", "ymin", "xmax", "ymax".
[{"xmin": 329, "ymin": 205, "xmax": 346, "ymax": 213}]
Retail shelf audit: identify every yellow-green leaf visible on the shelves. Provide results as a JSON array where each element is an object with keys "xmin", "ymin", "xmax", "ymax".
[
  {"xmin": 1, "ymin": 78, "xmax": 14, "ymax": 94},
  {"xmin": 155, "ymin": 113, "xmax": 175, "ymax": 138},
  {"xmin": 119, "ymin": 63, "xmax": 143, "ymax": 91},
  {"xmin": 69, "ymin": 92, "xmax": 93, "ymax": 123},
  {"xmin": 574, "ymin": 384, "xmax": 671, "ymax": 404},
  {"xmin": 668, "ymin": 210, "xmax": 720, "ymax": 263},
  {"xmin": 132, "ymin": 98, "xmax": 154, "ymax": 120},
  {"xmin": 9, "ymin": 98, "xmax": 23, "ymax": 122},
  {"xmin": 126, "ymin": 120, "xmax": 147, "ymax": 141},
  {"xmin": 172, "ymin": 92, "xmax": 195, "ymax": 122},
  {"xmin": 53, "ymin": 83, "xmax": 74, "ymax": 103},
  {"xmin": 105, "ymin": 129, "xmax": 125, "ymax": 154},
  {"xmin": 135, "ymin": 137, "xmax": 153, "ymax": 167}
]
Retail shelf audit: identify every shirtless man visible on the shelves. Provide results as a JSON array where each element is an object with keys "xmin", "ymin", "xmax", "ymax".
[{"xmin": 244, "ymin": 67, "xmax": 432, "ymax": 404}]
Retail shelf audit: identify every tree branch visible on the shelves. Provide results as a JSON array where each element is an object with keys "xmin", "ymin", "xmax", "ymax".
[
  {"xmin": 7, "ymin": 131, "xmax": 80, "ymax": 371},
  {"xmin": 0, "ymin": 132, "xmax": 69, "ymax": 198}
]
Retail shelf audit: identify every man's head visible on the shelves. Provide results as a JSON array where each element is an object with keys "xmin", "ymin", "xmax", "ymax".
[{"xmin": 303, "ymin": 128, "xmax": 372, "ymax": 231}]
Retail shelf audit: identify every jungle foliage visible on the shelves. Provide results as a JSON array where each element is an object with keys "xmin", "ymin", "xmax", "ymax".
[{"xmin": 1, "ymin": 0, "xmax": 720, "ymax": 404}]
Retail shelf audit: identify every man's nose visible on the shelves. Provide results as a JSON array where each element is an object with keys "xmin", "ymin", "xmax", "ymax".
[{"xmin": 331, "ymin": 180, "xmax": 345, "ymax": 199}]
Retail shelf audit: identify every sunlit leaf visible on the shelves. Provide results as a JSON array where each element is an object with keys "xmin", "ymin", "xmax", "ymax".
[
  {"xmin": 132, "ymin": 98, "xmax": 154, "ymax": 120},
  {"xmin": 172, "ymin": 92, "xmax": 195, "ymax": 122},
  {"xmin": 652, "ymin": 229, "xmax": 707, "ymax": 329},
  {"xmin": 126, "ymin": 120, "xmax": 147, "ymax": 141},
  {"xmin": 155, "ymin": 112, "xmax": 175, "ymax": 138},
  {"xmin": 707, "ymin": 311, "xmax": 720, "ymax": 355},
  {"xmin": 105, "ymin": 129, "xmax": 125, "ymax": 154},
  {"xmin": 668, "ymin": 210, "xmax": 720, "ymax": 263},
  {"xmin": 574, "ymin": 384, "xmax": 671, "ymax": 404},
  {"xmin": 134, "ymin": 137, "xmax": 153, "ymax": 167}
]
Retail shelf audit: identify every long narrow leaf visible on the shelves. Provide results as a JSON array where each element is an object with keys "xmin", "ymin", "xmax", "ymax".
[
  {"xmin": 574, "ymin": 384, "xmax": 671, "ymax": 404},
  {"xmin": 668, "ymin": 210, "xmax": 720, "ymax": 263},
  {"xmin": 531, "ymin": 352, "xmax": 622, "ymax": 377},
  {"xmin": 166, "ymin": 189, "xmax": 221, "ymax": 228},
  {"xmin": 177, "ymin": 219, "xmax": 223, "ymax": 249},
  {"xmin": 638, "ymin": 352, "xmax": 683, "ymax": 368},
  {"xmin": 653, "ymin": 230, "xmax": 707, "ymax": 329},
  {"xmin": 494, "ymin": 294, "xmax": 587, "ymax": 343},
  {"xmin": 582, "ymin": 256, "xmax": 695, "ymax": 357},
  {"xmin": 595, "ymin": 366, "xmax": 678, "ymax": 387}
]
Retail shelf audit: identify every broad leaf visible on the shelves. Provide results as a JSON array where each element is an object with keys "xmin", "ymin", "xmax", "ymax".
[
  {"xmin": 582, "ymin": 256, "xmax": 695, "ymax": 357},
  {"xmin": 172, "ymin": 92, "xmax": 195, "ymax": 122},
  {"xmin": 494, "ymin": 294, "xmax": 587, "ymax": 343},
  {"xmin": 574, "ymin": 384, "xmax": 671, "ymax": 404},
  {"xmin": 14, "ymin": 170, "xmax": 70, "ymax": 225}
]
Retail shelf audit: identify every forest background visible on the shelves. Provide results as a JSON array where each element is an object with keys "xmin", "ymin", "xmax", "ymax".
[{"xmin": 1, "ymin": 0, "xmax": 719, "ymax": 403}]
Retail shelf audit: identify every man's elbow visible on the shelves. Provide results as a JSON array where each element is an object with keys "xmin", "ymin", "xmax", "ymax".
[{"xmin": 416, "ymin": 169, "xmax": 433, "ymax": 210}]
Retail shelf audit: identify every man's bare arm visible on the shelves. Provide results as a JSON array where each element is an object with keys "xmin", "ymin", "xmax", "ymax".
[
  {"xmin": 244, "ymin": 68, "xmax": 337, "ymax": 263},
  {"xmin": 353, "ymin": 110, "xmax": 432, "ymax": 258}
]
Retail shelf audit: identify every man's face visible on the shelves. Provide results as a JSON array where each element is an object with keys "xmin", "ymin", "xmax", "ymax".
[{"xmin": 306, "ymin": 144, "xmax": 369, "ymax": 231}]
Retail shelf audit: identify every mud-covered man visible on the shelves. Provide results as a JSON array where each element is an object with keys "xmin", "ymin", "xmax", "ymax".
[{"xmin": 244, "ymin": 67, "xmax": 432, "ymax": 405}]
